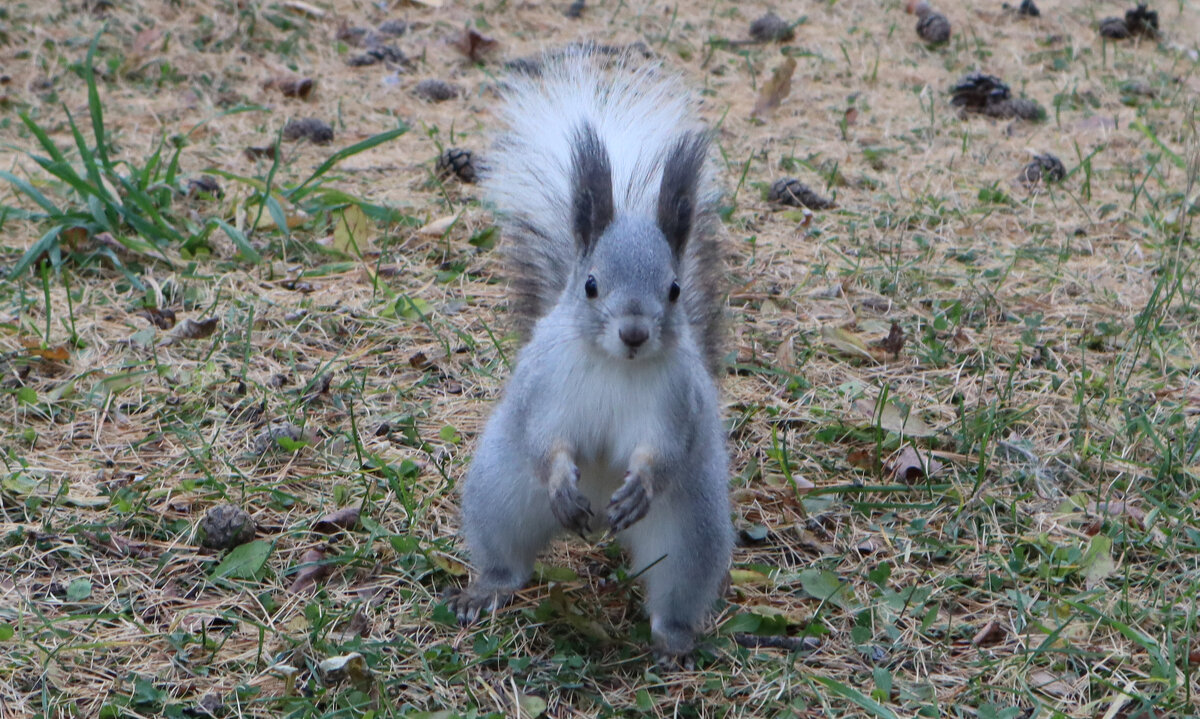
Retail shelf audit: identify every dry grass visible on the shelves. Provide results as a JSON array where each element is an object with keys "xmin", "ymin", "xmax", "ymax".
[{"xmin": 1, "ymin": 0, "xmax": 1199, "ymax": 716}]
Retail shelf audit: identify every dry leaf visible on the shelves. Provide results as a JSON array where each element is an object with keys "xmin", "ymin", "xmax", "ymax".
[
  {"xmin": 1086, "ymin": 500, "xmax": 1146, "ymax": 526},
  {"xmin": 170, "ymin": 317, "xmax": 219, "ymax": 340},
  {"xmin": 21, "ymin": 339, "xmax": 70, "ymax": 362},
  {"xmin": 971, "ymin": 620, "xmax": 1005, "ymax": 646},
  {"xmin": 316, "ymin": 652, "xmax": 369, "ymax": 686},
  {"xmin": 751, "ymin": 57, "xmax": 796, "ymax": 119},
  {"xmin": 451, "ymin": 27, "xmax": 498, "ymax": 63},
  {"xmin": 885, "ymin": 445, "xmax": 944, "ymax": 482},
  {"xmin": 847, "ymin": 447, "xmax": 878, "ymax": 471},
  {"xmin": 821, "ymin": 325, "xmax": 875, "ymax": 361},
  {"xmin": 853, "ymin": 398, "xmax": 938, "ymax": 437},
  {"xmin": 333, "ymin": 204, "xmax": 374, "ymax": 257},
  {"xmin": 288, "ymin": 547, "xmax": 329, "ymax": 593},
  {"xmin": 136, "ymin": 307, "xmax": 177, "ymax": 329},
  {"xmin": 1029, "ymin": 669, "xmax": 1077, "ymax": 698},
  {"xmin": 267, "ymin": 76, "xmax": 315, "ymax": 100},
  {"xmin": 61, "ymin": 225, "xmax": 89, "ymax": 251},
  {"xmin": 282, "ymin": 0, "xmax": 325, "ymax": 18},
  {"xmin": 876, "ymin": 321, "xmax": 906, "ymax": 358},
  {"xmin": 418, "ymin": 215, "xmax": 458, "ymax": 236},
  {"xmin": 314, "ymin": 507, "xmax": 360, "ymax": 534},
  {"xmin": 244, "ymin": 145, "xmax": 277, "ymax": 161}
]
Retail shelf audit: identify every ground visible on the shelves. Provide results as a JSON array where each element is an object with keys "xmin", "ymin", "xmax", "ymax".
[{"xmin": 1, "ymin": 0, "xmax": 1199, "ymax": 717}]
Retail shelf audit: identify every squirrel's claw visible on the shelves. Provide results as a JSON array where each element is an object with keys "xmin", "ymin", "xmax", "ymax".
[
  {"xmin": 607, "ymin": 471, "xmax": 652, "ymax": 532},
  {"xmin": 549, "ymin": 466, "xmax": 593, "ymax": 537}
]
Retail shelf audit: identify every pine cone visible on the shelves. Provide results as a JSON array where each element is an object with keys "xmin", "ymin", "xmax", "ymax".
[
  {"xmin": 750, "ymin": 11, "xmax": 794, "ymax": 42},
  {"xmin": 282, "ymin": 118, "xmax": 334, "ymax": 144},
  {"xmin": 950, "ymin": 73, "xmax": 1010, "ymax": 111},
  {"xmin": 985, "ymin": 97, "xmax": 1044, "ymax": 121},
  {"xmin": 1124, "ymin": 3, "xmax": 1158, "ymax": 36},
  {"xmin": 1021, "ymin": 153, "xmax": 1065, "ymax": 184},
  {"xmin": 916, "ymin": 10, "xmax": 951, "ymax": 45},
  {"xmin": 414, "ymin": 79, "xmax": 459, "ymax": 102},
  {"xmin": 199, "ymin": 504, "xmax": 256, "ymax": 550},
  {"xmin": 1099, "ymin": 17, "xmax": 1130, "ymax": 39},
  {"xmin": 1017, "ymin": 0, "xmax": 1040, "ymax": 16},
  {"xmin": 769, "ymin": 178, "xmax": 834, "ymax": 210},
  {"xmin": 436, "ymin": 148, "xmax": 478, "ymax": 183}
]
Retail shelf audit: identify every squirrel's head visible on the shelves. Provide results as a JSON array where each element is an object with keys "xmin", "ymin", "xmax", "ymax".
[{"xmin": 565, "ymin": 124, "xmax": 707, "ymax": 363}]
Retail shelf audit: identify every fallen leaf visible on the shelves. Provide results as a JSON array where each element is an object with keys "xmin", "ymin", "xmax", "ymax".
[
  {"xmin": 267, "ymin": 76, "xmax": 315, "ymax": 100},
  {"xmin": 847, "ymin": 448, "xmax": 878, "ymax": 472},
  {"xmin": 875, "ymin": 321, "xmax": 906, "ymax": 358},
  {"xmin": 797, "ymin": 569, "xmax": 854, "ymax": 610},
  {"xmin": 730, "ymin": 568, "xmax": 772, "ymax": 586},
  {"xmin": 451, "ymin": 27, "xmax": 498, "ymax": 63},
  {"xmin": 164, "ymin": 317, "xmax": 219, "ymax": 343},
  {"xmin": 518, "ymin": 694, "xmax": 547, "ymax": 718},
  {"xmin": 1029, "ymin": 669, "xmax": 1077, "ymax": 699},
  {"xmin": 244, "ymin": 145, "xmax": 277, "ymax": 161},
  {"xmin": 289, "ymin": 547, "xmax": 329, "ymax": 593},
  {"xmin": 885, "ymin": 445, "xmax": 943, "ymax": 482},
  {"xmin": 136, "ymin": 307, "xmax": 177, "ymax": 329},
  {"xmin": 752, "ymin": 57, "xmax": 796, "ymax": 119},
  {"xmin": 282, "ymin": 0, "xmax": 326, "ymax": 18},
  {"xmin": 409, "ymin": 351, "xmax": 431, "ymax": 369},
  {"xmin": 61, "ymin": 225, "xmax": 89, "ymax": 251},
  {"xmin": 843, "ymin": 106, "xmax": 859, "ymax": 125},
  {"xmin": 316, "ymin": 652, "xmax": 369, "ymax": 686},
  {"xmin": 21, "ymin": 339, "xmax": 70, "ymax": 362},
  {"xmin": 418, "ymin": 215, "xmax": 458, "ymax": 237},
  {"xmin": 314, "ymin": 507, "xmax": 360, "ymax": 534},
  {"xmin": 1086, "ymin": 500, "xmax": 1146, "ymax": 526},
  {"xmin": 853, "ymin": 398, "xmax": 938, "ymax": 437},
  {"xmin": 971, "ymin": 620, "xmax": 1005, "ymax": 646},
  {"xmin": 1081, "ymin": 534, "xmax": 1116, "ymax": 589},
  {"xmin": 821, "ymin": 325, "xmax": 875, "ymax": 361},
  {"xmin": 333, "ymin": 204, "xmax": 374, "ymax": 257}
]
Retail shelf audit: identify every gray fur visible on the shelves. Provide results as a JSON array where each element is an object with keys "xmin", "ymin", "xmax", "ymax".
[{"xmin": 454, "ymin": 51, "xmax": 733, "ymax": 660}]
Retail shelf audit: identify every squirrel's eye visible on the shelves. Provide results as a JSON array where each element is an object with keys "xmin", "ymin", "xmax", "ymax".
[
  {"xmin": 585, "ymin": 275, "xmax": 598, "ymax": 299},
  {"xmin": 668, "ymin": 281, "xmax": 681, "ymax": 302}
]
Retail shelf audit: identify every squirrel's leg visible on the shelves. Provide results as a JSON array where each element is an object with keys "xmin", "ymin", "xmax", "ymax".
[
  {"xmin": 453, "ymin": 436, "xmax": 562, "ymax": 624},
  {"xmin": 620, "ymin": 469, "xmax": 732, "ymax": 662},
  {"xmin": 546, "ymin": 442, "xmax": 593, "ymax": 537}
]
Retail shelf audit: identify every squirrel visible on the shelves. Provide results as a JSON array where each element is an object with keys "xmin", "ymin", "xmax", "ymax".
[{"xmin": 449, "ymin": 48, "xmax": 734, "ymax": 662}]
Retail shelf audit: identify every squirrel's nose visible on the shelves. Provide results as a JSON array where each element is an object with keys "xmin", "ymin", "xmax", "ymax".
[{"xmin": 619, "ymin": 324, "xmax": 649, "ymax": 349}]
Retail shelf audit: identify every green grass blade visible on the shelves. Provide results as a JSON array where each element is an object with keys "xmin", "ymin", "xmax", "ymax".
[
  {"xmin": 62, "ymin": 106, "xmax": 114, "ymax": 204},
  {"xmin": 18, "ymin": 113, "xmax": 69, "ymax": 165},
  {"xmin": 0, "ymin": 170, "xmax": 62, "ymax": 216},
  {"xmin": 810, "ymin": 676, "xmax": 900, "ymax": 719},
  {"xmin": 10, "ymin": 225, "xmax": 64, "ymax": 280},
  {"xmin": 84, "ymin": 29, "xmax": 112, "ymax": 172},
  {"xmin": 210, "ymin": 218, "xmax": 264, "ymax": 264},
  {"xmin": 288, "ymin": 125, "xmax": 409, "ymax": 201}
]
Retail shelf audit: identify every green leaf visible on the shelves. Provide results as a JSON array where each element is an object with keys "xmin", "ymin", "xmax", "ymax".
[
  {"xmin": 212, "ymin": 540, "xmax": 272, "ymax": 579},
  {"xmin": 798, "ymin": 569, "xmax": 854, "ymax": 610},
  {"xmin": 517, "ymin": 693, "xmax": 547, "ymax": 718},
  {"xmin": 67, "ymin": 578, "xmax": 93, "ymax": 601},
  {"xmin": 16, "ymin": 387, "xmax": 37, "ymax": 405},
  {"xmin": 0, "ymin": 623, "xmax": 14, "ymax": 641}
]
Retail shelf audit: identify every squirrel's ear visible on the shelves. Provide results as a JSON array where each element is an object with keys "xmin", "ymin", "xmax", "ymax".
[
  {"xmin": 570, "ymin": 124, "xmax": 614, "ymax": 256},
  {"xmin": 657, "ymin": 131, "xmax": 708, "ymax": 258}
]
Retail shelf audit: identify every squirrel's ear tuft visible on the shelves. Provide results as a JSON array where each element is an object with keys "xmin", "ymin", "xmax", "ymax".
[
  {"xmin": 570, "ymin": 123, "xmax": 614, "ymax": 256},
  {"xmin": 656, "ymin": 131, "xmax": 708, "ymax": 258}
]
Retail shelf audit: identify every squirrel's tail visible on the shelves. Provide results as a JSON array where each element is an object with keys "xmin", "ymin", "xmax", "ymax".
[{"xmin": 482, "ymin": 47, "xmax": 725, "ymax": 373}]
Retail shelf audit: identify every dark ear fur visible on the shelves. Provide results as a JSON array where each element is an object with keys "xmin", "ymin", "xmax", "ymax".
[
  {"xmin": 571, "ymin": 123, "xmax": 614, "ymax": 256},
  {"xmin": 656, "ymin": 131, "xmax": 708, "ymax": 257}
]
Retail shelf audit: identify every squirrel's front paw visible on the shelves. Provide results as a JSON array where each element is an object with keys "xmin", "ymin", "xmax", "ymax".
[
  {"xmin": 607, "ymin": 470, "xmax": 652, "ymax": 532},
  {"xmin": 445, "ymin": 586, "xmax": 508, "ymax": 625},
  {"xmin": 549, "ymin": 465, "xmax": 593, "ymax": 537}
]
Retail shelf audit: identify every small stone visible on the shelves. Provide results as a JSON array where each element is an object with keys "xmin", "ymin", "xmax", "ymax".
[
  {"xmin": 768, "ymin": 178, "xmax": 834, "ymax": 210},
  {"xmin": 413, "ymin": 78, "xmax": 459, "ymax": 102},
  {"xmin": 916, "ymin": 10, "xmax": 951, "ymax": 45},
  {"xmin": 1021, "ymin": 153, "xmax": 1065, "ymax": 184},
  {"xmin": 347, "ymin": 44, "xmax": 407, "ymax": 67},
  {"xmin": 198, "ymin": 504, "xmax": 255, "ymax": 550},
  {"xmin": 282, "ymin": 117, "xmax": 334, "ymax": 144},
  {"xmin": 1099, "ymin": 16, "xmax": 1130, "ymax": 39},
  {"xmin": 1017, "ymin": 0, "xmax": 1039, "ymax": 17},
  {"xmin": 436, "ymin": 147, "xmax": 478, "ymax": 183},
  {"xmin": 749, "ymin": 11, "xmax": 794, "ymax": 43}
]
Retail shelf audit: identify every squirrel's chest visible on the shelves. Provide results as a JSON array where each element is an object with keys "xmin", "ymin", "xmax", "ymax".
[{"xmin": 538, "ymin": 359, "xmax": 675, "ymax": 467}]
